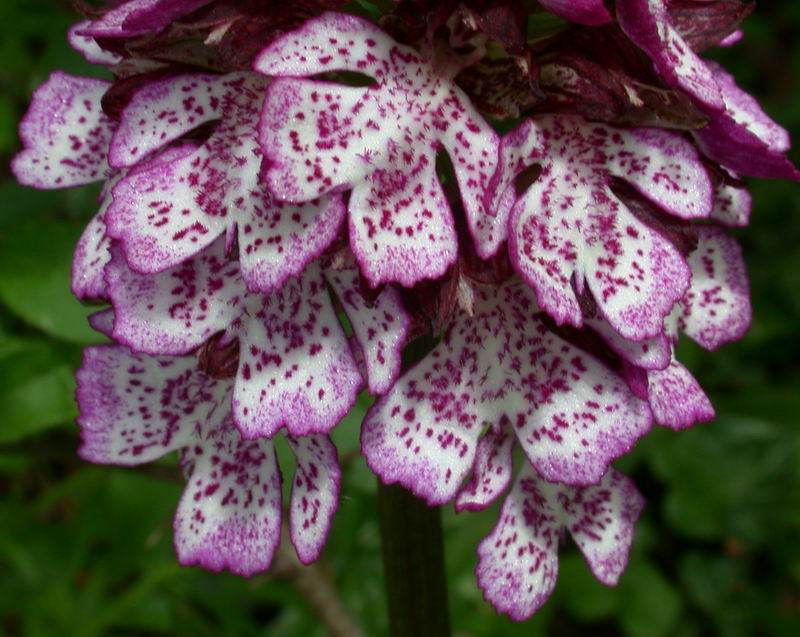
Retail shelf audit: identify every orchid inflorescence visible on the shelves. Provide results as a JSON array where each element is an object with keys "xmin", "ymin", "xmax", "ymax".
[{"xmin": 12, "ymin": 0, "xmax": 796, "ymax": 621}]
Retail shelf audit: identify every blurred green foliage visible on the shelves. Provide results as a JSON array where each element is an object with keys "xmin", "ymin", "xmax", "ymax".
[{"xmin": 1, "ymin": 2, "xmax": 799, "ymax": 635}]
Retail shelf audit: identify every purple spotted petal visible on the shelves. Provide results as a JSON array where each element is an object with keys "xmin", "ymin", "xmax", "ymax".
[
  {"xmin": 12, "ymin": 73, "xmax": 113, "ymax": 189},
  {"xmin": 286, "ymin": 435, "xmax": 341, "ymax": 564},
  {"xmin": 616, "ymin": 0, "xmax": 725, "ymax": 111},
  {"xmin": 566, "ymin": 469, "xmax": 645, "ymax": 585},
  {"xmin": 325, "ymin": 266, "xmax": 410, "ymax": 394},
  {"xmin": 72, "ymin": 202, "xmax": 114, "ymax": 301},
  {"xmin": 476, "ymin": 465, "xmax": 560, "ymax": 621},
  {"xmin": 362, "ymin": 281, "xmax": 651, "ymax": 505},
  {"xmin": 647, "ymin": 358, "xmax": 714, "ymax": 429},
  {"xmin": 76, "ymin": 345, "xmax": 227, "ymax": 465},
  {"xmin": 477, "ymin": 466, "xmax": 643, "ymax": 621},
  {"xmin": 492, "ymin": 116, "xmax": 708, "ymax": 340},
  {"xmin": 538, "ymin": 0, "xmax": 612, "ymax": 26},
  {"xmin": 105, "ymin": 237, "xmax": 243, "ymax": 355},
  {"xmin": 233, "ymin": 264, "xmax": 362, "ymax": 438},
  {"xmin": 109, "ymin": 74, "xmax": 230, "ymax": 168},
  {"xmin": 584, "ymin": 315, "xmax": 672, "ymax": 371},
  {"xmin": 455, "ymin": 421, "xmax": 515, "ymax": 512},
  {"xmin": 711, "ymin": 179, "xmax": 751, "ymax": 227},
  {"xmin": 678, "ymin": 226, "xmax": 751, "ymax": 350},
  {"xmin": 68, "ymin": 20, "xmax": 123, "ymax": 65},
  {"xmin": 106, "ymin": 72, "xmax": 345, "ymax": 291},
  {"xmin": 256, "ymin": 12, "xmax": 501, "ymax": 286},
  {"xmin": 175, "ymin": 419, "xmax": 283, "ymax": 576}
]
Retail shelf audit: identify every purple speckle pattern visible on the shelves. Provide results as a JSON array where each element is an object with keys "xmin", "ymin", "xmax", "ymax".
[
  {"xmin": 72, "ymin": 189, "xmax": 115, "ymax": 301},
  {"xmin": 175, "ymin": 417, "xmax": 283, "ymax": 576},
  {"xmin": 362, "ymin": 279, "xmax": 651, "ymax": 505},
  {"xmin": 711, "ymin": 179, "xmax": 752, "ymax": 227},
  {"xmin": 584, "ymin": 315, "xmax": 672, "ymax": 371},
  {"xmin": 105, "ymin": 240, "xmax": 364, "ymax": 438},
  {"xmin": 477, "ymin": 466, "xmax": 644, "ymax": 621},
  {"xmin": 106, "ymin": 72, "xmax": 346, "ymax": 292},
  {"xmin": 76, "ymin": 346, "xmax": 228, "ymax": 465},
  {"xmin": 286, "ymin": 434, "xmax": 341, "ymax": 564},
  {"xmin": 12, "ymin": 73, "xmax": 113, "ymax": 189},
  {"xmin": 616, "ymin": 0, "xmax": 725, "ymax": 111},
  {"xmin": 326, "ymin": 266, "xmax": 410, "ymax": 394},
  {"xmin": 105, "ymin": 236, "xmax": 243, "ymax": 355},
  {"xmin": 538, "ymin": 0, "xmax": 612, "ymax": 26},
  {"xmin": 646, "ymin": 359, "xmax": 714, "ymax": 429},
  {"xmin": 675, "ymin": 226, "xmax": 751, "ymax": 351},
  {"xmin": 232, "ymin": 263, "xmax": 362, "ymax": 438},
  {"xmin": 455, "ymin": 421, "xmax": 515, "ymax": 513},
  {"xmin": 256, "ymin": 12, "xmax": 501, "ymax": 285},
  {"xmin": 491, "ymin": 115, "xmax": 710, "ymax": 340},
  {"xmin": 77, "ymin": 345, "xmax": 342, "ymax": 575}
]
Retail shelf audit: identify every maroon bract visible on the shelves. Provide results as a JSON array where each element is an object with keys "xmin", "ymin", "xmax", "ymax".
[{"xmin": 538, "ymin": 0, "xmax": 612, "ymax": 26}]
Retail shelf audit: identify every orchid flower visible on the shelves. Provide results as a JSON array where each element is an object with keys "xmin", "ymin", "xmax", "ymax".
[
  {"xmin": 11, "ymin": 0, "xmax": 796, "ymax": 627},
  {"xmin": 77, "ymin": 343, "xmax": 340, "ymax": 573},
  {"xmin": 255, "ymin": 12, "xmax": 502, "ymax": 287}
]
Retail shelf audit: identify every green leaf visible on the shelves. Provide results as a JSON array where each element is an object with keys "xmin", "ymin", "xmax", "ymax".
[
  {"xmin": 0, "ymin": 219, "xmax": 104, "ymax": 344},
  {"xmin": 557, "ymin": 552, "xmax": 620, "ymax": 622},
  {"xmin": 619, "ymin": 560, "xmax": 683, "ymax": 637},
  {"xmin": 0, "ymin": 338, "xmax": 80, "ymax": 443}
]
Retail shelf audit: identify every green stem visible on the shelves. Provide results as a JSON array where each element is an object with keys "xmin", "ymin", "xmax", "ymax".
[{"xmin": 377, "ymin": 481, "xmax": 451, "ymax": 637}]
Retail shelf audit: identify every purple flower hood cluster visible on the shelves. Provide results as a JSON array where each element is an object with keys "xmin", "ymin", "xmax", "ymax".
[{"xmin": 12, "ymin": 0, "xmax": 795, "ymax": 620}]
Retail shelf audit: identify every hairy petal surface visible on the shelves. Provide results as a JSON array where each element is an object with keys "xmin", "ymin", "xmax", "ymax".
[
  {"xmin": 477, "ymin": 466, "xmax": 644, "ymax": 621},
  {"xmin": 256, "ymin": 12, "xmax": 501, "ymax": 285},
  {"xmin": 106, "ymin": 72, "xmax": 345, "ymax": 291},
  {"xmin": 286, "ymin": 435, "xmax": 341, "ymax": 564},
  {"xmin": 76, "ymin": 346, "xmax": 227, "ymax": 465},
  {"xmin": 175, "ymin": 418, "xmax": 283, "ymax": 576},
  {"xmin": 492, "ymin": 115, "xmax": 709, "ymax": 340},
  {"xmin": 12, "ymin": 73, "xmax": 113, "ymax": 188},
  {"xmin": 362, "ymin": 280, "xmax": 651, "ymax": 505}
]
